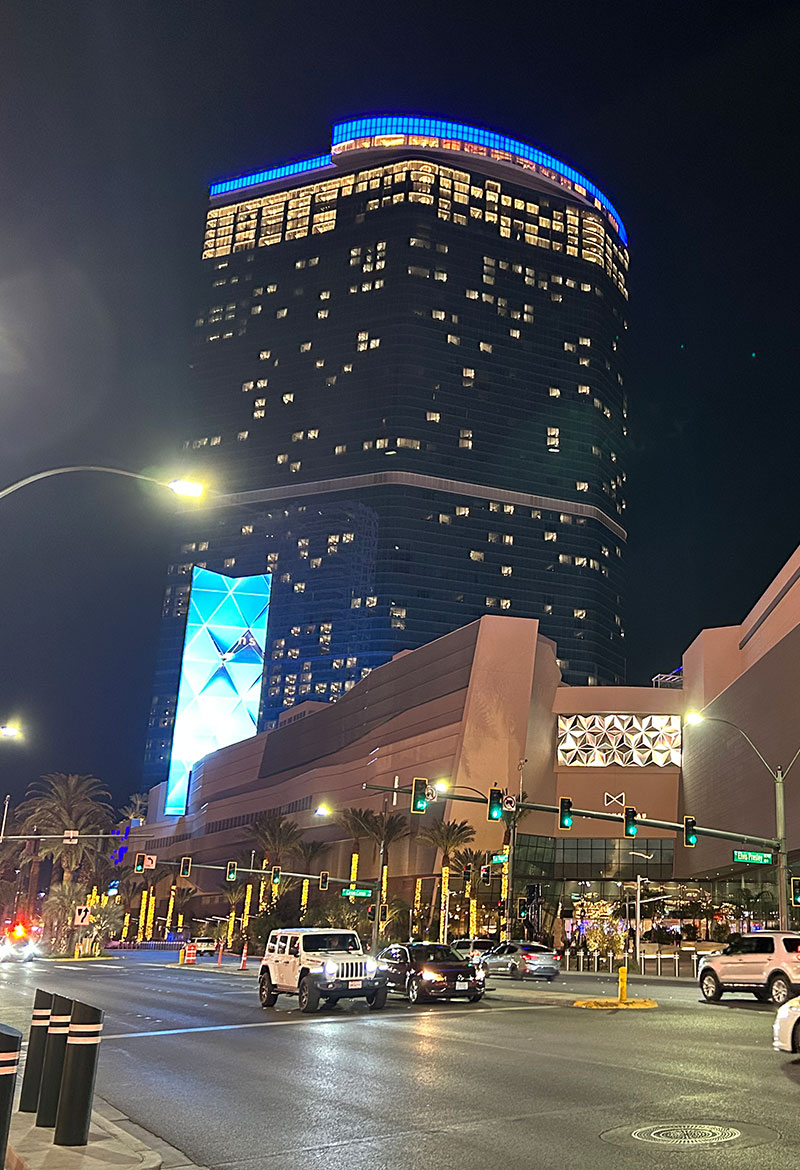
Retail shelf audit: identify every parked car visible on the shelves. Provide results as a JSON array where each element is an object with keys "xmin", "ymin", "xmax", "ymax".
[
  {"xmin": 451, "ymin": 937, "xmax": 497, "ymax": 962},
  {"xmin": 773, "ymin": 996, "xmax": 800, "ymax": 1053},
  {"xmin": 479, "ymin": 941, "xmax": 560, "ymax": 981},
  {"xmin": 258, "ymin": 928, "xmax": 387, "ymax": 1013},
  {"xmin": 189, "ymin": 936, "xmax": 217, "ymax": 957},
  {"xmin": 699, "ymin": 932, "xmax": 800, "ymax": 1004},
  {"xmin": 376, "ymin": 942, "xmax": 485, "ymax": 1003}
]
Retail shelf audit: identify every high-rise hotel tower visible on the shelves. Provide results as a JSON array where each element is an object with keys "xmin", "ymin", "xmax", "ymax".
[{"xmin": 145, "ymin": 115, "xmax": 630, "ymax": 800}]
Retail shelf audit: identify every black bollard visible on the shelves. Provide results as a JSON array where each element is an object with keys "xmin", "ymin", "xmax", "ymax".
[
  {"xmin": 18, "ymin": 989, "xmax": 53, "ymax": 1113},
  {"xmin": 35, "ymin": 993, "xmax": 72, "ymax": 1128},
  {"xmin": 0, "ymin": 1024, "xmax": 22, "ymax": 1168},
  {"xmin": 54, "ymin": 1001, "xmax": 104, "ymax": 1147}
]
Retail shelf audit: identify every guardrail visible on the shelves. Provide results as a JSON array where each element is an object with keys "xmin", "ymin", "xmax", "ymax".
[{"xmin": 563, "ymin": 948, "xmax": 711, "ymax": 979}]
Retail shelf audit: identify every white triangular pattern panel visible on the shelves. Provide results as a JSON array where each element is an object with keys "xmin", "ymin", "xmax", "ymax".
[{"xmin": 556, "ymin": 713, "xmax": 682, "ymax": 767}]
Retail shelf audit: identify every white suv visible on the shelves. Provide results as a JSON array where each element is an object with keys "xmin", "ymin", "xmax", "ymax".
[
  {"xmin": 699, "ymin": 932, "xmax": 800, "ymax": 1005},
  {"xmin": 258, "ymin": 928, "xmax": 388, "ymax": 1013}
]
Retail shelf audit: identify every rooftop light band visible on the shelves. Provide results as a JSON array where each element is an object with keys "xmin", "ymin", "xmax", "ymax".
[{"xmin": 209, "ymin": 114, "xmax": 626, "ymax": 245}]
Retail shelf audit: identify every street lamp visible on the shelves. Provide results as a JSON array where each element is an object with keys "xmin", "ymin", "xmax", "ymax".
[
  {"xmin": 0, "ymin": 726, "xmax": 21, "ymax": 738},
  {"xmin": 685, "ymin": 711, "xmax": 800, "ymax": 930},
  {"xmin": 314, "ymin": 804, "xmax": 331, "ymax": 818},
  {"xmin": 0, "ymin": 466, "xmax": 205, "ymax": 503}
]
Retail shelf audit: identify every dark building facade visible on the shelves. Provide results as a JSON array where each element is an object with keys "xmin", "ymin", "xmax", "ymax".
[{"xmin": 145, "ymin": 115, "xmax": 630, "ymax": 789}]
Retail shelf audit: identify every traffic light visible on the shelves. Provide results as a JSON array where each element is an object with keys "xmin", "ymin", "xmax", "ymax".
[
  {"xmin": 134, "ymin": 853, "xmax": 146, "ymax": 873},
  {"xmin": 558, "ymin": 796, "xmax": 573, "ymax": 830},
  {"xmin": 683, "ymin": 816, "xmax": 698, "ymax": 848},
  {"xmin": 487, "ymin": 787, "xmax": 504, "ymax": 821},
  {"xmin": 379, "ymin": 903, "xmax": 389, "ymax": 923},
  {"xmin": 791, "ymin": 878, "xmax": 800, "ymax": 907},
  {"xmin": 517, "ymin": 896, "xmax": 528, "ymax": 918},
  {"xmin": 271, "ymin": 865, "xmax": 281, "ymax": 885},
  {"xmin": 624, "ymin": 806, "xmax": 638, "ymax": 837},
  {"xmin": 411, "ymin": 777, "xmax": 429, "ymax": 814},
  {"xmin": 480, "ymin": 864, "xmax": 491, "ymax": 886},
  {"xmin": 318, "ymin": 871, "xmax": 329, "ymax": 891},
  {"xmin": 225, "ymin": 860, "xmax": 237, "ymax": 882},
  {"xmin": 179, "ymin": 856, "xmax": 192, "ymax": 878},
  {"xmin": 367, "ymin": 904, "xmax": 376, "ymax": 922},
  {"xmin": 462, "ymin": 864, "xmax": 472, "ymax": 884}
]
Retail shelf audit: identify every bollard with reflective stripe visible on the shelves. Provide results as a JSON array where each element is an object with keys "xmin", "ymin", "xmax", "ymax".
[
  {"xmin": 0, "ymin": 1024, "xmax": 23, "ymax": 1168},
  {"xmin": 54, "ymin": 1001, "xmax": 104, "ymax": 1147},
  {"xmin": 35, "ymin": 994, "xmax": 72, "ymax": 1128},
  {"xmin": 18, "ymin": 989, "xmax": 53, "ymax": 1113}
]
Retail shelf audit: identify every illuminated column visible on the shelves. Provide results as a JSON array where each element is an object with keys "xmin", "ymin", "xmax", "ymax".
[
  {"xmin": 439, "ymin": 864, "xmax": 450, "ymax": 944},
  {"xmin": 348, "ymin": 852, "xmax": 359, "ymax": 904},
  {"xmin": 500, "ymin": 858, "xmax": 510, "ymax": 942},
  {"xmin": 101, "ymin": 893, "xmax": 108, "ymax": 907},
  {"xmin": 177, "ymin": 912, "xmax": 184, "ymax": 931},
  {"xmin": 137, "ymin": 890, "xmax": 148, "ymax": 942},
  {"xmin": 381, "ymin": 864, "xmax": 388, "ymax": 904},
  {"xmin": 242, "ymin": 884, "xmax": 253, "ymax": 930},
  {"xmin": 121, "ymin": 912, "xmax": 131, "ymax": 941},
  {"xmin": 145, "ymin": 890, "xmax": 156, "ymax": 941},
  {"xmin": 469, "ymin": 896, "xmax": 478, "ymax": 937},
  {"xmin": 165, "ymin": 885, "xmax": 177, "ymax": 934},
  {"xmin": 226, "ymin": 908, "xmax": 235, "ymax": 948},
  {"xmin": 258, "ymin": 857, "xmax": 269, "ymax": 911},
  {"xmin": 413, "ymin": 878, "xmax": 422, "ymax": 925},
  {"xmin": 300, "ymin": 879, "xmax": 310, "ymax": 916}
]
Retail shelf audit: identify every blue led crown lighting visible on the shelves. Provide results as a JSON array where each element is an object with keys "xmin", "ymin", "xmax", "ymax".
[
  {"xmin": 210, "ymin": 154, "xmax": 333, "ymax": 197},
  {"xmin": 332, "ymin": 114, "xmax": 626, "ymax": 245},
  {"xmin": 164, "ymin": 568, "xmax": 272, "ymax": 816}
]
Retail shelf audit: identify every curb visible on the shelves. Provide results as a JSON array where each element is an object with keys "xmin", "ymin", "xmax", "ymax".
[
  {"xmin": 572, "ymin": 997, "xmax": 659, "ymax": 1010},
  {"xmin": 5, "ymin": 1108, "xmax": 162, "ymax": 1170}
]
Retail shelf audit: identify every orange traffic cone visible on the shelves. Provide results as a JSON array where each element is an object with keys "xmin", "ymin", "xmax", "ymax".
[
  {"xmin": 240, "ymin": 940, "xmax": 248, "ymax": 970},
  {"xmin": 217, "ymin": 940, "xmax": 223, "ymax": 966}
]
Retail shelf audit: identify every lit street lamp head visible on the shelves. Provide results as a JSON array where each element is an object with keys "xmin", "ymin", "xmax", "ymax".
[
  {"xmin": 0, "ymin": 725, "xmax": 21, "ymax": 738},
  {"xmin": 684, "ymin": 712, "xmax": 704, "ymax": 725},
  {"xmin": 168, "ymin": 479, "xmax": 204, "ymax": 498},
  {"xmin": 314, "ymin": 804, "xmax": 331, "ymax": 817}
]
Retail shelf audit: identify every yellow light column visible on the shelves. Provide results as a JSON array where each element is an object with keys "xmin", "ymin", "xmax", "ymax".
[
  {"xmin": 121, "ymin": 912, "xmax": 131, "ymax": 941},
  {"xmin": 258, "ymin": 858, "xmax": 269, "ymax": 911},
  {"xmin": 137, "ymin": 890, "xmax": 148, "ymax": 942},
  {"xmin": 145, "ymin": 890, "xmax": 156, "ymax": 941},
  {"xmin": 348, "ymin": 852, "xmax": 359, "ymax": 903},
  {"xmin": 469, "ymin": 896, "xmax": 478, "ymax": 937},
  {"xmin": 177, "ymin": 912, "xmax": 184, "ymax": 931},
  {"xmin": 439, "ymin": 864, "xmax": 450, "ymax": 944},
  {"xmin": 381, "ymin": 863, "xmax": 388, "ymax": 904},
  {"xmin": 165, "ymin": 885, "xmax": 176, "ymax": 934},
  {"xmin": 300, "ymin": 879, "xmax": 310, "ymax": 916},
  {"xmin": 226, "ymin": 908, "xmax": 235, "ymax": 948},
  {"xmin": 413, "ymin": 878, "xmax": 422, "ymax": 928},
  {"xmin": 500, "ymin": 857, "xmax": 510, "ymax": 942},
  {"xmin": 242, "ymin": 884, "xmax": 253, "ymax": 930}
]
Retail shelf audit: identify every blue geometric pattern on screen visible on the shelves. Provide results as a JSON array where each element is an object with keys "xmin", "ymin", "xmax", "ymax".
[{"xmin": 164, "ymin": 568, "xmax": 271, "ymax": 816}]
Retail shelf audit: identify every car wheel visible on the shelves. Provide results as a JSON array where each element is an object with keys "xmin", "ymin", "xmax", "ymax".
[
  {"xmin": 407, "ymin": 976, "xmax": 424, "ymax": 1004},
  {"xmin": 509, "ymin": 962, "xmax": 523, "ymax": 979},
  {"xmin": 752, "ymin": 989, "xmax": 770, "ymax": 1002},
  {"xmin": 700, "ymin": 971, "xmax": 722, "ymax": 1001},
  {"xmin": 769, "ymin": 973, "xmax": 792, "ymax": 1006},
  {"xmin": 258, "ymin": 975, "xmax": 278, "ymax": 1008},
  {"xmin": 468, "ymin": 991, "xmax": 484, "ymax": 1003},
  {"xmin": 367, "ymin": 986, "xmax": 388, "ymax": 1010},
  {"xmin": 793, "ymin": 1019, "xmax": 800, "ymax": 1053},
  {"xmin": 298, "ymin": 976, "xmax": 321, "ymax": 1014},
  {"xmin": 547, "ymin": 974, "xmax": 557, "ymax": 982}
]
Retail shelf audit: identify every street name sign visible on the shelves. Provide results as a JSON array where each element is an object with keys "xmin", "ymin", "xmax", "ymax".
[
  {"xmin": 491, "ymin": 852, "xmax": 509, "ymax": 864},
  {"xmin": 733, "ymin": 850, "xmax": 774, "ymax": 865},
  {"xmin": 341, "ymin": 888, "xmax": 371, "ymax": 898}
]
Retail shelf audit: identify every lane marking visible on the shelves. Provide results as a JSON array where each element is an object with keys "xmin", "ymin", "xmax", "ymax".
[{"xmin": 102, "ymin": 1002, "xmax": 558, "ymax": 1041}]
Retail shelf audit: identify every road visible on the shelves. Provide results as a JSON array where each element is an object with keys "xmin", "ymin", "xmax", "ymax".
[{"xmin": 2, "ymin": 953, "xmax": 799, "ymax": 1169}]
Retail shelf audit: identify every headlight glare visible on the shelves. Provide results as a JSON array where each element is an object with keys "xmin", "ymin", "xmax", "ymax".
[
  {"xmin": 421, "ymin": 968, "xmax": 440, "ymax": 982},
  {"xmin": 324, "ymin": 960, "xmax": 338, "ymax": 977},
  {"xmin": 365, "ymin": 958, "xmax": 378, "ymax": 976}
]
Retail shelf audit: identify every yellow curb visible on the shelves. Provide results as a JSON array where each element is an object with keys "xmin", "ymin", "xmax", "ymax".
[{"xmin": 573, "ymin": 997, "xmax": 658, "ymax": 1010}]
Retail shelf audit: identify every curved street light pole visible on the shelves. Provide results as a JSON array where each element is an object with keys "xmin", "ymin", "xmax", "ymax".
[
  {"xmin": 687, "ymin": 715, "xmax": 800, "ymax": 931},
  {"xmin": 0, "ymin": 466, "xmax": 204, "ymax": 502}
]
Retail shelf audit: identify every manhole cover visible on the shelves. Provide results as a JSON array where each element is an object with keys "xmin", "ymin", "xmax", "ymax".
[
  {"xmin": 632, "ymin": 1124, "xmax": 740, "ymax": 1146},
  {"xmin": 600, "ymin": 1120, "xmax": 777, "ymax": 1151}
]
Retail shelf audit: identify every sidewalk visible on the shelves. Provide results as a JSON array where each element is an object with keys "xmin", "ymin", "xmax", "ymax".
[{"xmin": 5, "ymin": 1097, "xmax": 210, "ymax": 1170}]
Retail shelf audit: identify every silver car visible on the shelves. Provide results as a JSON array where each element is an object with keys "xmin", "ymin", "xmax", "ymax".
[{"xmin": 480, "ymin": 941, "xmax": 561, "ymax": 981}]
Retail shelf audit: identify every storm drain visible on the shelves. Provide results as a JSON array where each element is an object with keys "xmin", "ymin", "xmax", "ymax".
[
  {"xmin": 600, "ymin": 1120, "xmax": 777, "ymax": 1151},
  {"xmin": 632, "ymin": 1124, "xmax": 741, "ymax": 1146}
]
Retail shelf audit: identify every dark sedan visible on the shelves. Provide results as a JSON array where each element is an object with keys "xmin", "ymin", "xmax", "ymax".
[{"xmin": 376, "ymin": 942, "xmax": 486, "ymax": 1004}]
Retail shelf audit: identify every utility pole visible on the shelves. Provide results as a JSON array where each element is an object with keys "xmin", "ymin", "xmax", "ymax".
[
  {"xmin": 775, "ymin": 765, "xmax": 788, "ymax": 931},
  {"xmin": 371, "ymin": 796, "xmax": 388, "ymax": 953},
  {"xmin": 635, "ymin": 874, "xmax": 644, "ymax": 968},
  {"xmin": 0, "ymin": 795, "xmax": 10, "ymax": 843}
]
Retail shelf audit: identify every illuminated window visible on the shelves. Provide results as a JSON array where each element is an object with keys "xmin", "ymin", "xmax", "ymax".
[
  {"xmin": 237, "ymin": 431, "xmax": 249, "ymax": 441},
  {"xmin": 335, "ymin": 444, "xmax": 347, "ymax": 455},
  {"xmin": 294, "ymin": 582, "xmax": 305, "ymax": 593},
  {"xmin": 500, "ymin": 599, "xmax": 511, "ymax": 610},
  {"xmin": 282, "ymin": 393, "xmax": 294, "ymax": 404},
  {"xmin": 397, "ymin": 437, "xmax": 420, "ymax": 449},
  {"xmin": 488, "ymin": 532, "xmax": 500, "ymax": 543},
  {"xmin": 579, "ymin": 337, "xmax": 591, "ymax": 346},
  {"xmin": 351, "ymin": 597, "xmax": 362, "ymax": 608},
  {"xmin": 307, "ymin": 429, "xmax": 319, "ymax": 440},
  {"xmin": 300, "ymin": 341, "xmax": 312, "ymax": 352},
  {"xmin": 479, "ymin": 341, "xmax": 492, "ymax": 353},
  {"xmin": 576, "ymin": 481, "xmax": 589, "ymax": 492},
  {"xmin": 558, "ymin": 554, "xmax": 572, "ymax": 565},
  {"xmin": 470, "ymin": 550, "xmax": 484, "ymax": 561},
  {"xmin": 501, "ymin": 565, "xmax": 512, "ymax": 576},
  {"xmin": 574, "ymin": 608, "xmax": 586, "ymax": 620},
  {"xmin": 549, "ymin": 387, "xmax": 561, "ymax": 398},
  {"xmin": 466, "ymin": 289, "xmax": 478, "ymax": 299},
  {"xmin": 485, "ymin": 597, "xmax": 497, "ymax": 608},
  {"xmin": 292, "ymin": 431, "xmax": 304, "ymax": 442},
  {"xmin": 503, "ymin": 534, "xmax": 513, "ymax": 546},
  {"xmin": 578, "ymin": 384, "xmax": 590, "ymax": 395},
  {"xmin": 290, "ymin": 461, "xmax": 301, "ymax": 473},
  {"xmin": 547, "ymin": 426, "xmax": 560, "ymax": 450},
  {"xmin": 276, "ymin": 308, "xmax": 287, "ymax": 319},
  {"xmin": 432, "ymin": 309, "xmax": 445, "ymax": 320},
  {"xmin": 544, "ymin": 531, "xmax": 557, "ymax": 541},
  {"xmin": 439, "ymin": 513, "xmax": 451, "ymax": 524},
  {"xmin": 427, "ymin": 411, "xmax": 440, "ymax": 422},
  {"xmin": 241, "ymin": 524, "xmax": 253, "ymax": 535},
  {"xmin": 366, "ymin": 595, "xmax": 377, "ymax": 607},
  {"xmin": 434, "ymin": 270, "xmax": 447, "ymax": 282},
  {"xmin": 455, "ymin": 506, "xmax": 469, "ymax": 516}
]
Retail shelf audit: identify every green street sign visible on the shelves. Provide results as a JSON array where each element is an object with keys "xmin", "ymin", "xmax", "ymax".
[
  {"xmin": 341, "ymin": 888, "xmax": 371, "ymax": 898},
  {"xmin": 491, "ymin": 852, "xmax": 509, "ymax": 864},
  {"xmin": 733, "ymin": 850, "xmax": 774, "ymax": 865}
]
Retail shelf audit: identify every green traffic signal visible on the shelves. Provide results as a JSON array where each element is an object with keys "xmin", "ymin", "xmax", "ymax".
[
  {"xmin": 624, "ymin": 806, "xmax": 638, "ymax": 837},
  {"xmin": 411, "ymin": 777, "xmax": 428, "ymax": 814},
  {"xmin": 179, "ymin": 856, "xmax": 192, "ymax": 878},
  {"xmin": 487, "ymin": 787, "xmax": 504, "ymax": 821},
  {"xmin": 271, "ymin": 865, "xmax": 281, "ymax": 885},
  {"xmin": 792, "ymin": 878, "xmax": 800, "ymax": 907},
  {"xmin": 683, "ymin": 816, "xmax": 698, "ymax": 848},
  {"xmin": 134, "ymin": 853, "xmax": 146, "ymax": 873},
  {"xmin": 225, "ymin": 861, "xmax": 237, "ymax": 882},
  {"xmin": 559, "ymin": 796, "xmax": 573, "ymax": 830}
]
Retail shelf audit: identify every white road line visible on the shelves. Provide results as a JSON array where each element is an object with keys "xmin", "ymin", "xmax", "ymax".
[{"xmin": 102, "ymin": 1002, "xmax": 558, "ymax": 1041}]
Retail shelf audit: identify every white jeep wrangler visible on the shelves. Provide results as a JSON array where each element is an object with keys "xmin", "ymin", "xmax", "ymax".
[{"xmin": 258, "ymin": 928, "xmax": 388, "ymax": 1013}]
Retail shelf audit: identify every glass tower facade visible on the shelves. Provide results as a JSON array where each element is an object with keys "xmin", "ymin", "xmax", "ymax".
[{"xmin": 144, "ymin": 115, "xmax": 630, "ymax": 789}]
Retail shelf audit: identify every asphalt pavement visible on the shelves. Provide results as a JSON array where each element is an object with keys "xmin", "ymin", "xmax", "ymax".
[{"xmin": 2, "ymin": 952, "xmax": 799, "ymax": 1169}]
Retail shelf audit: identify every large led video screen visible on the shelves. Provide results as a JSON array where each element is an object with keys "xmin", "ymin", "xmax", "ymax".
[{"xmin": 164, "ymin": 568, "xmax": 271, "ymax": 815}]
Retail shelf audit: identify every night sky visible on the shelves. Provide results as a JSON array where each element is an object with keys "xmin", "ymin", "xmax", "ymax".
[{"xmin": 1, "ymin": 3, "xmax": 798, "ymax": 808}]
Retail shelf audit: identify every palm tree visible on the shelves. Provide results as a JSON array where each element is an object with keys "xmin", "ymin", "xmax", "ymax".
[
  {"xmin": 294, "ymin": 839, "xmax": 330, "ymax": 916},
  {"xmin": 336, "ymin": 808, "xmax": 372, "ymax": 887},
  {"xmin": 119, "ymin": 792, "xmax": 148, "ymax": 822},
  {"xmin": 88, "ymin": 902, "xmax": 124, "ymax": 952},
  {"xmin": 360, "ymin": 810, "xmax": 410, "ymax": 903},
  {"xmin": 250, "ymin": 812, "xmax": 304, "ymax": 867},
  {"xmin": 173, "ymin": 885, "xmax": 196, "ymax": 931},
  {"xmin": 418, "ymin": 820, "xmax": 476, "ymax": 940},
  {"xmin": 42, "ymin": 881, "xmax": 87, "ymax": 953},
  {"xmin": 454, "ymin": 847, "xmax": 485, "ymax": 936},
  {"xmin": 16, "ymin": 773, "xmax": 114, "ymax": 883}
]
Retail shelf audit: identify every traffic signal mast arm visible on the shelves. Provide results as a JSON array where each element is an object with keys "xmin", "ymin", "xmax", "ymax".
[{"xmin": 361, "ymin": 782, "xmax": 779, "ymax": 850}]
